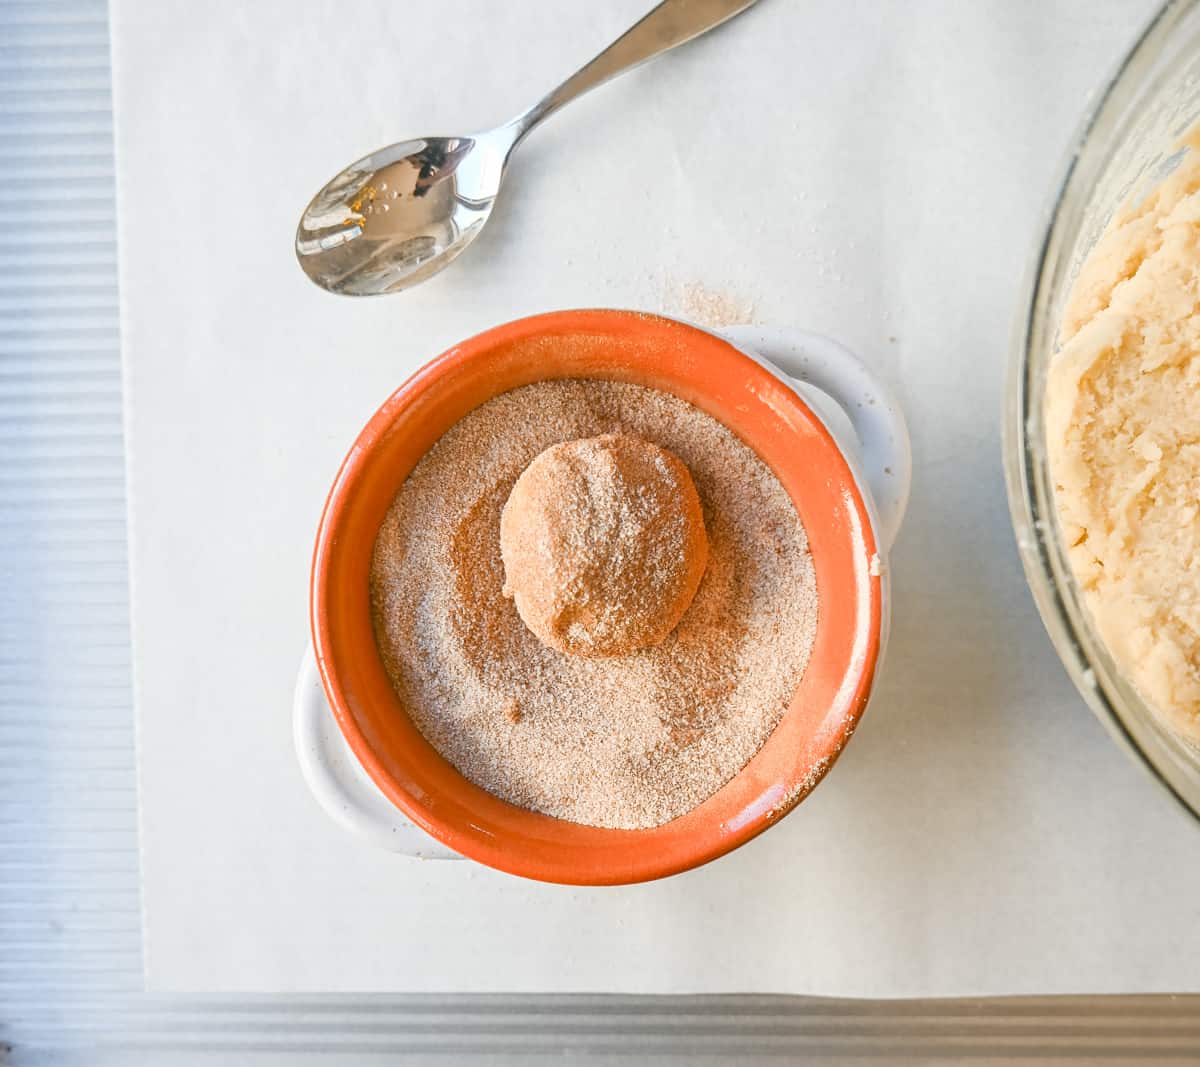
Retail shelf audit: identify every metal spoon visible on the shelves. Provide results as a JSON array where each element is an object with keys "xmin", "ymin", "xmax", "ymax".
[{"xmin": 295, "ymin": 0, "xmax": 760, "ymax": 296}]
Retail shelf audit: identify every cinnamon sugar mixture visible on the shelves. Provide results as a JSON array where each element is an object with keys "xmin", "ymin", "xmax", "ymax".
[{"xmin": 369, "ymin": 380, "xmax": 818, "ymax": 829}]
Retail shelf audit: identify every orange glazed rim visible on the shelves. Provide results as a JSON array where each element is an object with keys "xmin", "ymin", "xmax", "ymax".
[{"xmin": 310, "ymin": 309, "xmax": 882, "ymax": 885}]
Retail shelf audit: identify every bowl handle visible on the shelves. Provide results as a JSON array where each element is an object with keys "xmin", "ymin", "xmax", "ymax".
[
  {"xmin": 719, "ymin": 326, "xmax": 911, "ymax": 553},
  {"xmin": 292, "ymin": 645, "xmax": 460, "ymax": 858}
]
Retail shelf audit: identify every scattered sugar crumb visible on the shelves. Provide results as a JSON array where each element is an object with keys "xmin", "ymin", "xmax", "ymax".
[
  {"xmin": 660, "ymin": 278, "xmax": 758, "ymax": 329},
  {"xmin": 769, "ymin": 755, "xmax": 831, "ymax": 819}
]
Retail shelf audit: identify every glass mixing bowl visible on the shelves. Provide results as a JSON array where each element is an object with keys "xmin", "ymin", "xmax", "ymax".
[{"xmin": 1007, "ymin": 0, "xmax": 1200, "ymax": 822}]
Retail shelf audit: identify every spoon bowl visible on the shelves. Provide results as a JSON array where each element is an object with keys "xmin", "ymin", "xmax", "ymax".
[{"xmin": 295, "ymin": 128, "xmax": 515, "ymax": 296}]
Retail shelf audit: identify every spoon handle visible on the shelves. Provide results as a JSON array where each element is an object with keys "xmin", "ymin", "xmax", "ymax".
[{"xmin": 510, "ymin": 0, "xmax": 760, "ymax": 141}]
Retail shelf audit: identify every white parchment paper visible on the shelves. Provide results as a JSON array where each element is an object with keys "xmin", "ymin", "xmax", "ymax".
[{"xmin": 114, "ymin": 0, "xmax": 1200, "ymax": 994}]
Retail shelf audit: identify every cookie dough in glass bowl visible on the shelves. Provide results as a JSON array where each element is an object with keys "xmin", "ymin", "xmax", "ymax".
[{"xmin": 1007, "ymin": 0, "xmax": 1200, "ymax": 823}]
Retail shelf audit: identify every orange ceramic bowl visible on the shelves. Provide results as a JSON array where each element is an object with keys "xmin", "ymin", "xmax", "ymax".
[{"xmin": 311, "ymin": 309, "xmax": 882, "ymax": 885}]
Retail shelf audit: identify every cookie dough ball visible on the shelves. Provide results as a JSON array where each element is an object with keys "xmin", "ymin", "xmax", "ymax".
[{"xmin": 500, "ymin": 433, "xmax": 708, "ymax": 658}]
